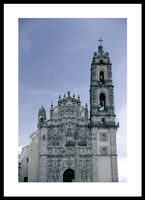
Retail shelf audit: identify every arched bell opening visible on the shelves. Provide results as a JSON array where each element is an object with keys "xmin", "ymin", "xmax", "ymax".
[
  {"xmin": 99, "ymin": 93, "xmax": 106, "ymax": 111},
  {"xmin": 100, "ymin": 59, "xmax": 103, "ymax": 64}
]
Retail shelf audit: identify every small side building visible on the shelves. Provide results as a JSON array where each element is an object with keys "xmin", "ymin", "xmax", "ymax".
[{"xmin": 18, "ymin": 145, "xmax": 29, "ymax": 182}]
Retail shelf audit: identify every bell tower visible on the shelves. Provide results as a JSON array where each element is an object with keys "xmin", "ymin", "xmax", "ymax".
[
  {"xmin": 90, "ymin": 39, "xmax": 119, "ymax": 182},
  {"xmin": 37, "ymin": 105, "xmax": 47, "ymax": 130}
]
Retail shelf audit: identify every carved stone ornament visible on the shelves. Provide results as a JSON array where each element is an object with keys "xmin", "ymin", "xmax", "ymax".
[
  {"xmin": 100, "ymin": 146, "xmax": 109, "ymax": 155},
  {"xmin": 99, "ymin": 132, "xmax": 108, "ymax": 141}
]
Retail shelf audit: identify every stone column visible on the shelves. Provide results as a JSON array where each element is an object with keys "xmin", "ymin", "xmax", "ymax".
[
  {"xmin": 92, "ymin": 128, "xmax": 99, "ymax": 182},
  {"xmin": 110, "ymin": 129, "xmax": 118, "ymax": 182},
  {"xmin": 39, "ymin": 127, "xmax": 48, "ymax": 182},
  {"xmin": 111, "ymin": 156, "xmax": 118, "ymax": 182},
  {"xmin": 39, "ymin": 155, "xmax": 48, "ymax": 182},
  {"xmin": 74, "ymin": 146, "xmax": 80, "ymax": 182}
]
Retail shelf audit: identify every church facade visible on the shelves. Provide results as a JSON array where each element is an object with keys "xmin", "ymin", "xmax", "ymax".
[{"xmin": 19, "ymin": 41, "xmax": 119, "ymax": 182}]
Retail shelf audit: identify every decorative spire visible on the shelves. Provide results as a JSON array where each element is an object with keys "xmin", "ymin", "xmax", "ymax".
[
  {"xmin": 85, "ymin": 103, "xmax": 88, "ymax": 109},
  {"xmin": 106, "ymin": 51, "xmax": 109, "ymax": 56},
  {"xmin": 93, "ymin": 52, "xmax": 97, "ymax": 58},
  {"xmin": 73, "ymin": 93, "xmax": 75, "ymax": 98},
  {"xmin": 58, "ymin": 94, "xmax": 61, "ymax": 100},
  {"xmin": 51, "ymin": 103, "xmax": 53, "ymax": 110},
  {"xmin": 40, "ymin": 105, "xmax": 44, "ymax": 111},
  {"xmin": 78, "ymin": 94, "xmax": 80, "ymax": 102},
  {"xmin": 64, "ymin": 93, "xmax": 66, "ymax": 98},
  {"xmin": 39, "ymin": 105, "xmax": 46, "ymax": 114},
  {"xmin": 67, "ymin": 91, "xmax": 70, "ymax": 97}
]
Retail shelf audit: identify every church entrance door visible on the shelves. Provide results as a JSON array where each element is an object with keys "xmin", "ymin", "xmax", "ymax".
[{"xmin": 63, "ymin": 169, "xmax": 75, "ymax": 182}]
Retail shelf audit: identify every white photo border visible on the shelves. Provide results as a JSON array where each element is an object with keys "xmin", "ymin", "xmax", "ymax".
[{"xmin": 4, "ymin": 4, "xmax": 141, "ymax": 197}]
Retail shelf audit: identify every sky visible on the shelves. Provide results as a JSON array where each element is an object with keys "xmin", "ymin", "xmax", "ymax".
[{"xmin": 19, "ymin": 18, "xmax": 127, "ymax": 182}]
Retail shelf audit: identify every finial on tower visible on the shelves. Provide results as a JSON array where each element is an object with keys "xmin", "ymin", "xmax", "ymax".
[
  {"xmin": 77, "ymin": 94, "xmax": 80, "ymax": 103},
  {"xmin": 98, "ymin": 38, "xmax": 104, "ymax": 52},
  {"xmin": 98, "ymin": 38, "xmax": 103, "ymax": 46}
]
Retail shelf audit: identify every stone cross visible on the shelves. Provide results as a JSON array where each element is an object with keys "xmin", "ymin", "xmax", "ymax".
[{"xmin": 98, "ymin": 38, "xmax": 103, "ymax": 45}]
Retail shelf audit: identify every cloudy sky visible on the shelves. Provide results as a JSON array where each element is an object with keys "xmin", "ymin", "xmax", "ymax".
[{"xmin": 19, "ymin": 18, "xmax": 127, "ymax": 182}]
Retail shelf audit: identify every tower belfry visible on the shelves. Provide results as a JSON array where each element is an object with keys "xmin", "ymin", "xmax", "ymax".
[{"xmin": 90, "ymin": 39, "xmax": 119, "ymax": 181}]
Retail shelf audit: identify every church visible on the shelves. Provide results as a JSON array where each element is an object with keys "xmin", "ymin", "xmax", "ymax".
[{"xmin": 18, "ymin": 40, "xmax": 119, "ymax": 182}]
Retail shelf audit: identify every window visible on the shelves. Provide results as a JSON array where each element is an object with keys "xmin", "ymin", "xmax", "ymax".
[
  {"xmin": 99, "ymin": 71, "xmax": 104, "ymax": 84},
  {"xmin": 26, "ymin": 158, "xmax": 29, "ymax": 163}
]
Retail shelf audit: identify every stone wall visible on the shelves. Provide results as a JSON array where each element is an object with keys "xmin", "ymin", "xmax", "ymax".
[{"xmin": 28, "ymin": 130, "xmax": 40, "ymax": 182}]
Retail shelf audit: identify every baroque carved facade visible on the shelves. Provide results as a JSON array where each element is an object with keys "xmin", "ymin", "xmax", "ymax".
[{"xmin": 19, "ymin": 41, "xmax": 119, "ymax": 182}]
